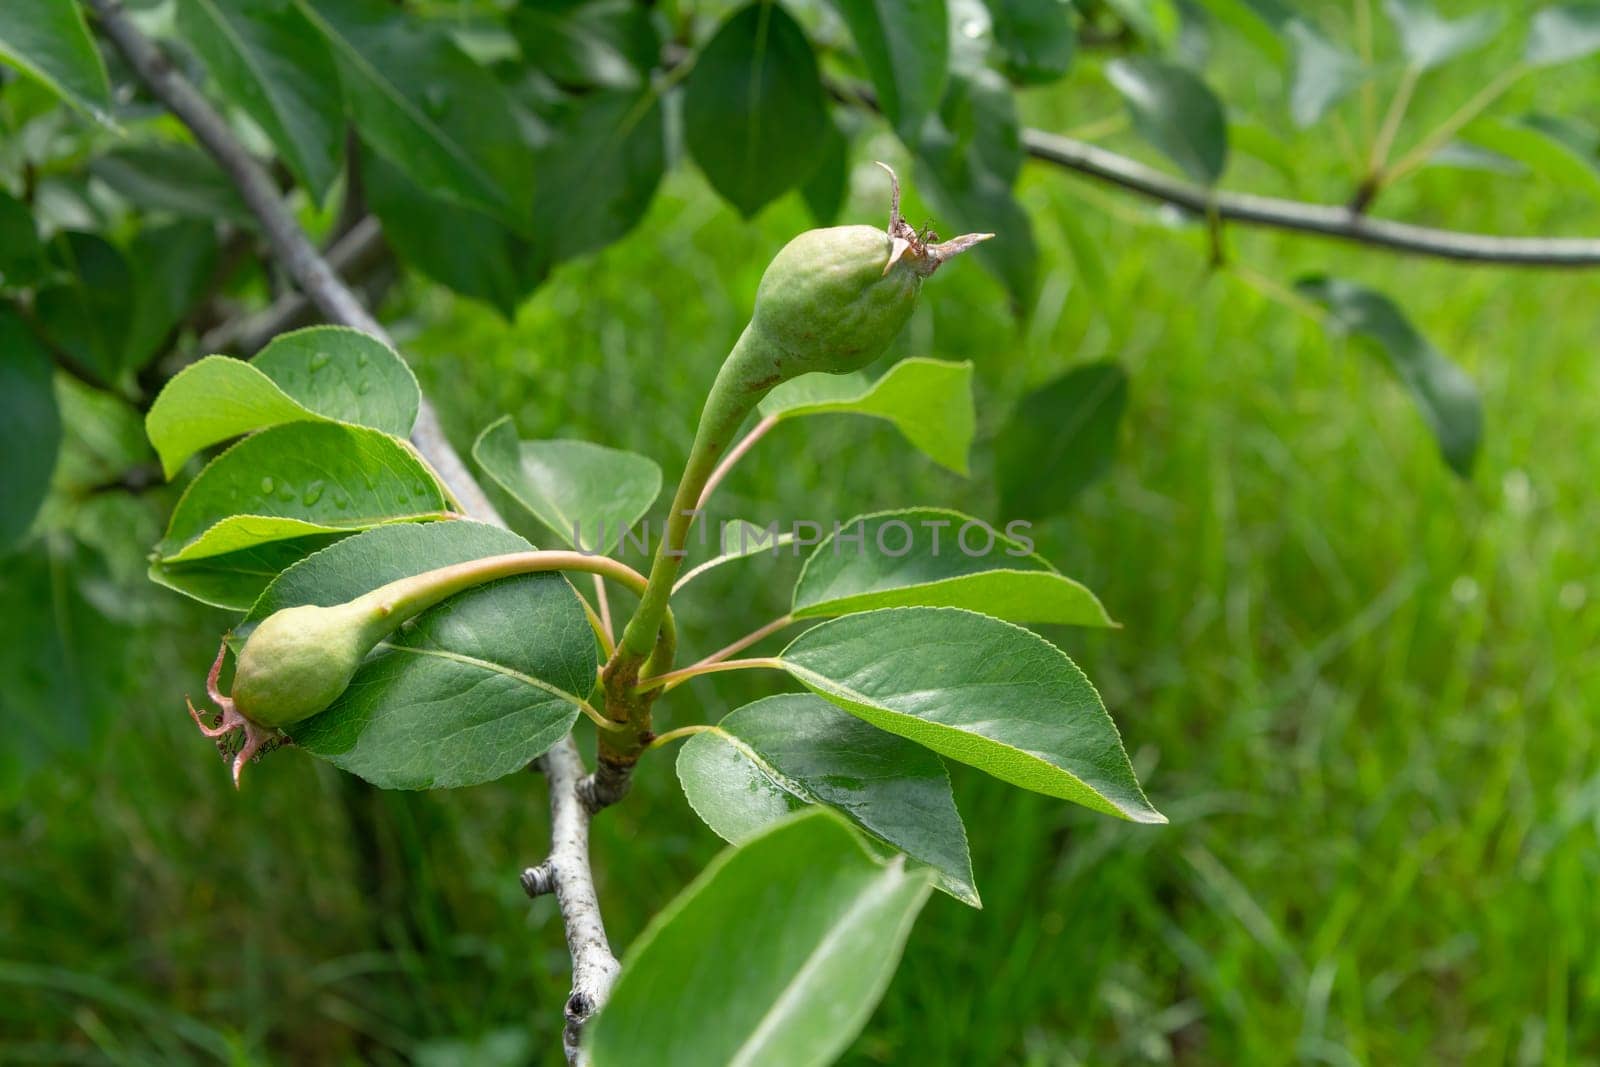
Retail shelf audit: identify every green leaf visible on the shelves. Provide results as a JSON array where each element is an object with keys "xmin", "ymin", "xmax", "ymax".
[
  {"xmin": 832, "ymin": 0, "xmax": 949, "ymax": 136},
  {"xmin": 684, "ymin": 2, "xmax": 828, "ymax": 218},
  {"xmin": 32, "ymin": 232, "xmax": 133, "ymax": 386},
  {"xmin": 362, "ymin": 148, "xmax": 533, "ymax": 317},
  {"xmin": 678, "ymin": 694, "xmax": 979, "ymax": 905},
  {"xmin": 249, "ymin": 327, "xmax": 421, "ymax": 435},
  {"xmin": 0, "ymin": 0, "xmax": 114, "ymax": 123},
  {"xmin": 1464, "ymin": 115, "xmax": 1600, "ymax": 199},
  {"xmin": 1526, "ymin": 4, "xmax": 1600, "ymax": 66},
  {"xmin": 146, "ymin": 326, "xmax": 420, "ymax": 477},
  {"xmin": 996, "ymin": 360, "xmax": 1128, "ymax": 519},
  {"xmin": 1106, "ymin": 57, "xmax": 1229, "ymax": 185},
  {"xmin": 1287, "ymin": 21, "xmax": 1368, "ymax": 128},
  {"xmin": 176, "ymin": 0, "xmax": 344, "ymax": 201},
  {"xmin": 673, "ymin": 519, "xmax": 798, "ymax": 592},
  {"xmin": 472, "ymin": 416, "xmax": 660, "ymax": 555},
  {"xmin": 88, "ymin": 143, "xmax": 253, "ymax": 223},
  {"xmin": 247, "ymin": 522, "xmax": 597, "ymax": 790},
  {"xmin": 149, "ymin": 534, "xmax": 344, "ymax": 611},
  {"xmin": 792, "ymin": 507, "xmax": 1113, "ymax": 626},
  {"xmin": 527, "ymin": 88, "xmax": 666, "ymax": 276},
  {"xmin": 1382, "ymin": 0, "xmax": 1502, "ymax": 71},
  {"xmin": 586, "ymin": 809, "xmax": 933, "ymax": 1067},
  {"xmin": 800, "ymin": 114, "xmax": 850, "ymax": 226},
  {"xmin": 777, "ymin": 607, "xmax": 1164, "ymax": 823},
  {"xmin": 298, "ymin": 0, "xmax": 531, "ymax": 225},
  {"xmin": 510, "ymin": 0, "xmax": 660, "ymax": 90},
  {"xmin": 156, "ymin": 422, "xmax": 449, "ymax": 562},
  {"xmin": 0, "ymin": 190, "xmax": 46, "ymax": 289},
  {"xmin": 913, "ymin": 68, "xmax": 1038, "ymax": 306},
  {"xmin": 983, "ymin": 0, "xmax": 1075, "ymax": 84},
  {"xmin": 123, "ymin": 220, "xmax": 220, "ymax": 372},
  {"xmin": 1297, "ymin": 276, "xmax": 1481, "ymax": 477},
  {"xmin": 0, "ymin": 308, "xmax": 59, "ymax": 552},
  {"xmin": 759, "ymin": 357, "xmax": 974, "ymax": 474}
]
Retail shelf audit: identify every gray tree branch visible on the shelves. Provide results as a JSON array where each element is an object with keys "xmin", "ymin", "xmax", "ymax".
[
  {"xmin": 1022, "ymin": 130, "xmax": 1600, "ymax": 267},
  {"xmin": 85, "ymin": 2, "xmax": 619, "ymax": 1056}
]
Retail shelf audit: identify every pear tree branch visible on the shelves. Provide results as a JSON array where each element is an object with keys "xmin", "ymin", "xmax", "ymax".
[{"xmin": 85, "ymin": 2, "xmax": 618, "ymax": 1056}]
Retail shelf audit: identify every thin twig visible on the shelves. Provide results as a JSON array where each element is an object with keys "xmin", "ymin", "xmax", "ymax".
[
  {"xmin": 85, "ymin": 3, "xmax": 619, "ymax": 1056},
  {"xmin": 695, "ymin": 413, "xmax": 778, "ymax": 510},
  {"xmin": 633, "ymin": 656, "xmax": 784, "ymax": 695},
  {"xmin": 591, "ymin": 574, "xmax": 614, "ymax": 648},
  {"xmin": 199, "ymin": 216, "xmax": 389, "ymax": 356},
  {"xmin": 523, "ymin": 737, "xmax": 621, "ymax": 1063},
  {"xmin": 685, "ymin": 614, "xmax": 795, "ymax": 674},
  {"xmin": 1022, "ymin": 128, "xmax": 1600, "ymax": 266}
]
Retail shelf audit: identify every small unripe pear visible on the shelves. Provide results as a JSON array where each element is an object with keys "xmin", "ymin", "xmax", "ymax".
[
  {"xmin": 230, "ymin": 601, "xmax": 386, "ymax": 728},
  {"xmin": 724, "ymin": 163, "xmax": 992, "ymax": 388},
  {"xmin": 746, "ymin": 225, "xmax": 921, "ymax": 379},
  {"xmin": 186, "ymin": 550, "xmax": 609, "ymax": 785}
]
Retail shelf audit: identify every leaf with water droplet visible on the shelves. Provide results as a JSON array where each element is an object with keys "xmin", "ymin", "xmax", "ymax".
[
  {"xmin": 157, "ymin": 422, "xmax": 450, "ymax": 562},
  {"xmin": 146, "ymin": 327, "xmax": 421, "ymax": 477},
  {"xmin": 678, "ymin": 694, "xmax": 979, "ymax": 906}
]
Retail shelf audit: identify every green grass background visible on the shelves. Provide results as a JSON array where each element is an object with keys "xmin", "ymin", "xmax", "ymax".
[{"xmin": 2, "ymin": 6, "xmax": 1598, "ymax": 1063}]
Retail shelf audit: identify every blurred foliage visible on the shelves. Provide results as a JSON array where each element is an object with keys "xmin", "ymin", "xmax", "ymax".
[{"xmin": 2, "ymin": 0, "xmax": 1599, "ymax": 1063}]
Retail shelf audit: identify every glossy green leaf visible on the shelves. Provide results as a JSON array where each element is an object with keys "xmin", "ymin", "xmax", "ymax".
[
  {"xmin": 1526, "ymin": 4, "xmax": 1600, "ymax": 66},
  {"xmin": 586, "ymin": 809, "xmax": 933, "ymax": 1067},
  {"xmin": 759, "ymin": 357, "xmax": 974, "ymax": 474},
  {"xmin": 150, "ymin": 535, "xmax": 343, "ymax": 611},
  {"xmin": 157, "ymin": 422, "xmax": 449, "ymax": 562},
  {"xmin": 1106, "ymin": 57, "xmax": 1229, "ymax": 186},
  {"xmin": 247, "ymin": 522, "xmax": 596, "ymax": 789},
  {"xmin": 984, "ymin": 0, "xmax": 1075, "ymax": 84},
  {"xmin": 146, "ymin": 327, "xmax": 420, "ymax": 477},
  {"xmin": 1288, "ymin": 21, "xmax": 1368, "ymax": 128},
  {"xmin": 800, "ymin": 115, "xmax": 850, "ymax": 226},
  {"xmin": 678, "ymin": 694, "xmax": 978, "ymax": 905},
  {"xmin": 914, "ymin": 69, "xmax": 1038, "ymax": 307},
  {"xmin": 684, "ymin": 3, "xmax": 828, "ymax": 217},
  {"xmin": 123, "ymin": 220, "xmax": 220, "ymax": 373},
  {"xmin": 793, "ymin": 508, "xmax": 1113, "ymax": 626},
  {"xmin": 1297, "ymin": 276, "xmax": 1481, "ymax": 477},
  {"xmin": 996, "ymin": 361, "xmax": 1128, "ymax": 519},
  {"xmin": 0, "ymin": 0, "xmax": 114, "ymax": 123},
  {"xmin": 249, "ymin": 327, "xmax": 421, "ymax": 435},
  {"xmin": 1465, "ymin": 116, "xmax": 1600, "ymax": 199},
  {"xmin": 510, "ymin": 0, "xmax": 659, "ymax": 90},
  {"xmin": 0, "ymin": 308, "xmax": 59, "ymax": 552},
  {"xmin": 176, "ymin": 0, "xmax": 344, "ymax": 200},
  {"xmin": 298, "ymin": 0, "xmax": 531, "ymax": 225},
  {"xmin": 472, "ymin": 416, "xmax": 660, "ymax": 555},
  {"xmin": 0, "ymin": 190, "xmax": 46, "ymax": 289},
  {"xmin": 88, "ymin": 143, "xmax": 253, "ymax": 224},
  {"xmin": 362, "ymin": 148, "xmax": 533, "ymax": 317},
  {"xmin": 832, "ymin": 0, "xmax": 948, "ymax": 136},
  {"xmin": 32, "ymin": 232, "xmax": 133, "ymax": 385},
  {"xmin": 527, "ymin": 88, "xmax": 666, "ymax": 276},
  {"xmin": 778, "ymin": 608, "xmax": 1163, "ymax": 821},
  {"xmin": 1383, "ymin": 0, "xmax": 1501, "ymax": 71}
]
